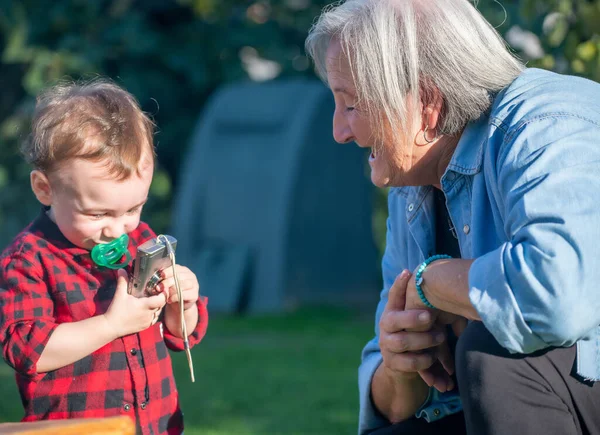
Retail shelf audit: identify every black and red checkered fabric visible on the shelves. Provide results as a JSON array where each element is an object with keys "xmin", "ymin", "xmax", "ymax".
[{"xmin": 0, "ymin": 210, "xmax": 208, "ymax": 435}]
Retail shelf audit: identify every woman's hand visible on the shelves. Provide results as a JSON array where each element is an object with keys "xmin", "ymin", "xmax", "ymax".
[
  {"xmin": 379, "ymin": 271, "xmax": 455, "ymax": 393},
  {"xmin": 405, "ymin": 267, "xmax": 469, "ymax": 336}
]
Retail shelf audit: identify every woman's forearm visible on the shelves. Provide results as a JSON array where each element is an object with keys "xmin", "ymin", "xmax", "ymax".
[
  {"xmin": 37, "ymin": 315, "xmax": 118, "ymax": 373},
  {"xmin": 371, "ymin": 363, "xmax": 430, "ymax": 423}
]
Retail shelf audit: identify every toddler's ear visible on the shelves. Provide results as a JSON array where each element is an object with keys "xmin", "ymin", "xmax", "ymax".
[{"xmin": 30, "ymin": 170, "xmax": 53, "ymax": 206}]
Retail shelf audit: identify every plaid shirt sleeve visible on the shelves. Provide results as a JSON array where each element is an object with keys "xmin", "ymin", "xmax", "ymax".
[
  {"xmin": 162, "ymin": 296, "xmax": 208, "ymax": 351},
  {"xmin": 0, "ymin": 241, "xmax": 59, "ymax": 377}
]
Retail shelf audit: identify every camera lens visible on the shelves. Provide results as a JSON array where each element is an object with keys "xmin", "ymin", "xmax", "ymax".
[{"xmin": 145, "ymin": 271, "xmax": 163, "ymax": 295}]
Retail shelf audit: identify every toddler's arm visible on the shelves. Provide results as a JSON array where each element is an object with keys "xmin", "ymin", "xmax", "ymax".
[
  {"xmin": 158, "ymin": 265, "xmax": 208, "ymax": 351},
  {"xmin": 36, "ymin": 314, "xmax": 120, "ymax": 372},
  {"xmin": 37, "ymin": 269, "xmax": 167, "ymax": 372},
  {"xmin": 1, "ymin": 258, "xmax": 166, "ymax": 375}
]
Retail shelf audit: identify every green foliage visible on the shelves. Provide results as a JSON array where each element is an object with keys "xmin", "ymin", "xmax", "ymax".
[
  {"xmin": 513, "ymin": 0, "xmax": 600, "ymax": 80},
  {"xmin": 0, "ymin": 0, "xmax": 599, "ymax": 253}
]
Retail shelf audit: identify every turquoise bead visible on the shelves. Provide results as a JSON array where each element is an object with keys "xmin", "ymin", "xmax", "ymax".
[{"xmin": 415, "ymin": 255, "xmax": 452, "ymax": 309}]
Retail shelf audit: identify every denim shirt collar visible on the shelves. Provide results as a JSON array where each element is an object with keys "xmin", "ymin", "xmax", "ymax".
[{"xmin": 446, "ymin": 113, "xmax": 488, "ymax": 176}]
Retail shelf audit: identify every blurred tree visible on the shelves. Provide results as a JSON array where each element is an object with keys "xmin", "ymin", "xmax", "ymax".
[{"xmin": 0, "ymin": 0, "xmax": 598, "ymax": 253}]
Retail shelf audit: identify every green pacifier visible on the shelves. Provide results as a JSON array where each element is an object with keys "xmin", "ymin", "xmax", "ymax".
[{"xmin": 91, "ymin": 233, "xmax": 132, "ymax": 269}]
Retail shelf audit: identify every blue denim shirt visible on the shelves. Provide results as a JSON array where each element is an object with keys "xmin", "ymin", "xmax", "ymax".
[{"xmin": 359, "ymin": 68, "xmax": 600, "ymax": 434}]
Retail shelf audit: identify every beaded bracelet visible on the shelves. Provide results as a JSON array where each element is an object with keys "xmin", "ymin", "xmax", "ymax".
[{"xmin": 415, "ymin": 254, "xmax": 452, "ymax": 309}]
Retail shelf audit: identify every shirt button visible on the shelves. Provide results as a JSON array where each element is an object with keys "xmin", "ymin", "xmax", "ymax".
[
  {"xmin": 433, "ymin": 408, "xmax": 441, "ymax": 416},
  {"xmin": 130, "ymin": 348, "xmax": 137, "ymax": 356},
  {"xmin": 463, "ymin": 224, "xmax": 471, "ymax": 235},
  {"xmin": 141, "ymin": 402, "xmax": 147, "ymax": 410},
  {"xmin": 408, "ymin": 203, "xmax": 415, "ymax": 212},
  {"xmin": 446, "ymin": 172, "xmax": 456, "ymax": 181},
  {"xmin": 123, "ymin": 403, "xmax": 131, "ymax": 412}
]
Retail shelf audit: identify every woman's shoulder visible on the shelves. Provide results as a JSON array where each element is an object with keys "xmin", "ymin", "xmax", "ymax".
[{"xmin": 490, "ymin": 68, "xmax": 600, "ymax": 132}]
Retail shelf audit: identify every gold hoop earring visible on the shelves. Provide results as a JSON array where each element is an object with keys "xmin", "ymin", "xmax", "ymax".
[{"xmin": 423, "ymin": 125, "xmax": 436, "ymax": 144}]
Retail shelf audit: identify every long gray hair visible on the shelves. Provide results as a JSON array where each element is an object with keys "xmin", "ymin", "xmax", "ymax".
[{"xmin": 305, "ymin": 0, "xmax": 524, "ymax": 142}]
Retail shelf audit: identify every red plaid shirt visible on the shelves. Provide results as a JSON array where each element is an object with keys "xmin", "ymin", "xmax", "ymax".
[{"xmin": 0, "ymin": 210, "xmax": 208, "ymax": 435}]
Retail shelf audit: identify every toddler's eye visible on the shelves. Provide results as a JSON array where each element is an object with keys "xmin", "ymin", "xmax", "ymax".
[
  {"xmin": 126, "ymin": 207, "xmax": 142, "ymax": 215},
  {"xmin": 90, "ymin": 213, "xmax": 107, "ymax": 220}
]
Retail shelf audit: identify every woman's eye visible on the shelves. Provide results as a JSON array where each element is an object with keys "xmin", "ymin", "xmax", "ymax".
[{"xmin": 346, "ymin": 106, "xmax": 355, "ymax": 112}]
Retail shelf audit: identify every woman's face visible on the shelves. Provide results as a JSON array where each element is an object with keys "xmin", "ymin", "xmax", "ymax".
[{"xmin": 326, "ymin": 39, "xmax": 426, "ymax": 188}]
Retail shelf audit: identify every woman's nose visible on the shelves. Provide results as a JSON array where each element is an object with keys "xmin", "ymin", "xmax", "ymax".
[{"xmin": 333, "ymin": 110, "xmax": 354, "ymax": 144}]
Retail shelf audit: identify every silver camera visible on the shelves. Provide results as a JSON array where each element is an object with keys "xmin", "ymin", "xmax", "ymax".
[{"xmin": 128, "ymin": 235, "xmax": 177, "ymax": 298}]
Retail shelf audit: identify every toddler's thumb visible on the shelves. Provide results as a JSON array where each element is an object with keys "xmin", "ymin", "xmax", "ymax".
[{"xmin": 115, "ymin": 269, "xmax": 129, "ymax": 294}]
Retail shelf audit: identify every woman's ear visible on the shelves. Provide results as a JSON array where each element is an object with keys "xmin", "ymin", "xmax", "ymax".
[
  {"xmin": 421, "ymin": 86, "xmax": 444, "ymax": 137},
  {"xmin": 30, "ymin": 170, "xmax": 53, "ymax": 206}
]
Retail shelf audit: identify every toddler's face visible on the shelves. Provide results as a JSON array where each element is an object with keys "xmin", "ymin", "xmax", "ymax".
[{"xmin": 45, "ymin": 157, "xmax": 154, "ymax": 250}]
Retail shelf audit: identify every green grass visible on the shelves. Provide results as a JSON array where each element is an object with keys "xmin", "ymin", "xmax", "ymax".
[{"xmin": 0, "ymin": 307, "xmax": 374, "ymax": 434}]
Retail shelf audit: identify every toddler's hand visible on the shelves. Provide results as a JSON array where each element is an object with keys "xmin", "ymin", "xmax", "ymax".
[
  {"xmin": 156, "ymin": 265, "xmax": 199, "ymax": 311},
  {"xmin": 103, "ymin": 269, "xmax": 167, "ymax": 338}
]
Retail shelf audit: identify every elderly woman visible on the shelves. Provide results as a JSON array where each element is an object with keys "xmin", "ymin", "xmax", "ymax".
[{"xmin": 306, "ymin": 0, "xmax": 600, "ymax": 434}]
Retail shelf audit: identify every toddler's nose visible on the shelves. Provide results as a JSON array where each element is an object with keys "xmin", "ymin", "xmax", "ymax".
[{"xmin": 102, "ymin": 222, "xmax": 126, "ymax": 240}]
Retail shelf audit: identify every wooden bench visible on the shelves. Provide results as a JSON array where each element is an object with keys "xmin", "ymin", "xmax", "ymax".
[{"xmin": 0, "ymin": 416, "xmax": 134, "ymax": 434}]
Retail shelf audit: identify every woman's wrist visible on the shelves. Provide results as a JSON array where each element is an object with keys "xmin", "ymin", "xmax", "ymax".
[
  {"xmin": 420, "ymin": 258, "xmax": 480, "ymax": 320},
  {"xmin": 371, "ymin": 363, "xmax": 430, "ymax": 423},
  {"xmin": 416, "ymin": 255, "xmax": 453, "ymax": 309}
]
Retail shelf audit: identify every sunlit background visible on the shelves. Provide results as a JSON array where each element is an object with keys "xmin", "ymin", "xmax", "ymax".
[{"xmin": 0, "ymin": 0, "xmax": 599, "ymax": 433}]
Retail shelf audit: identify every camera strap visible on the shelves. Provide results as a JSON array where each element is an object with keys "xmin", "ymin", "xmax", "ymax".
[{"xmin": 157, "ymin": 234, "xmax": 195, "ymax": 383}]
